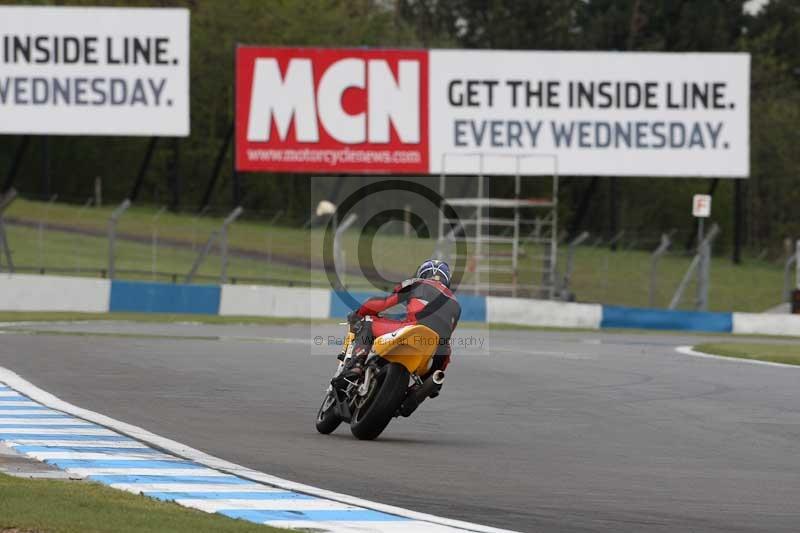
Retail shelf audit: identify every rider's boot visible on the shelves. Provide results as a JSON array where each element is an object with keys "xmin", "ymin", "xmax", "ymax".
[{"xmin": 340, "ymin": 319, "xmax": 374, "ymax": 380}]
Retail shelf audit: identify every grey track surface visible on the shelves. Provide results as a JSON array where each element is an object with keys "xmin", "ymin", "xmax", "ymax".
[{"xmin": 1, "ymin": 322, "xmax": 800, "ymax": 532}]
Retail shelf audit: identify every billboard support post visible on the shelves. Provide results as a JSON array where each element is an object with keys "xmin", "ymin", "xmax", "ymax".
[
  {"xmin": 200, "ymin": 123, "xmax": 234, "ymax": 212},
  {"xmin": 40, "ymin": 136, "xmax": 51, "ymax": 200},
  {"xmin": 3, "ymin": 137, "xmax": 30, "ymax": 194},
  {"xmin": 129, "ymin": 138, "xmax": 159, "ymax": 202},
  {"xmin": 609, "ymin": 178, "xmax": 619, "ymax": 251},
  {"xmin": 168, "ymin": 138, "xmax": 181, "ymax": 212},
  {"xmin": 733, "ymin": 180, "xmax": 743, "ymax": 264}
]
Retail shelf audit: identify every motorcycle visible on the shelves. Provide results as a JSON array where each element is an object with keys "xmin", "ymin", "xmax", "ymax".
[{"xmin": 315, "ymin": 318, "xmax": 446, "ymax": 440}]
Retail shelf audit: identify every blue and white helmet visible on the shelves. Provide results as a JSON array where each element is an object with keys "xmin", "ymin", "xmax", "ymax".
[{"xmin": 416, "ymin": 259, "xmax": 451, "ymax": 288}]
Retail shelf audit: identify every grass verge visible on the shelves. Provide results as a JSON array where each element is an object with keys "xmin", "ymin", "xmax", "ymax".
[
  {"xmin": 0, "ymin": 473, "xmax": 285, "ymax": 533},
  {"xmin": 693, "ymin": 343, "xmax": 800, "ymax": 366}
]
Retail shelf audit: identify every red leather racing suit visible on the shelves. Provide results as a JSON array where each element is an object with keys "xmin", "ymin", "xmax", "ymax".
[{"xmin": 353, "ymin": 278, "xmax": 461, "ymax": 373}]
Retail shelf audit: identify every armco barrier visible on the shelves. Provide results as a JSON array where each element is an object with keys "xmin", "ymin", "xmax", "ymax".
[
  {"xmin": 0, "ymin": 274, "xmax": 110, "ymax": 313},
  {"xmin": 220, "ymin": 284, "xmax": 330, "ymax": 318},
  {"xmin": 3, "ymin": 275, "xmax": 800, "ymax": 337},
  {"xmin": 487, "ymin": 297, "xmax": 602, "ymax": 329},
  {"xmin": 601, "ymin": 306, "xmax": 733, "ymax": 333},
  {"xmin": 109, "ymin": 280, "xmax": 220, "ymax": 314}
]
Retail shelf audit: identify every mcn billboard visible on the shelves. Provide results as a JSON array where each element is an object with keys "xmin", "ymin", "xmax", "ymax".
[{"xmin": 236, "ymin": 47, "xmax": 750, "ymax": 177}]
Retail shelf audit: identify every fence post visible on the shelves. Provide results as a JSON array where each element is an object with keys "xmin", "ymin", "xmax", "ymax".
[
  {"xmin": 219, "ymin": 206, "xmax": 243, "ymax": 284},
  {"xmin": 0, "ymin": 189, "xmax": 18, "ymax": 272},
  {"xmin": 649, "ymin": 233, "xmax": 672, "ymax": 308},
  {"xmin": 669, "ymin": 223, "xmax": 719, "ymax": 310},
  {"xmin": 265, "ymin": 210, "xmax": 283, "ymax": 266},
  {"xmin": 38, "ymin": 194, "xmax": 57, "ymax": 272},
  {"xmin": 107, "ymin": 199, "xmax": 131, "ymax": 279},
  {"xmin": 560, "ymin": 231, "xmax": 589, "ymax": 300},
  {"xmin": 333, "ymin": 213, "xmax": 358, "ymax": 290},
  {"xmin": 74, "ymin": 197, "xmax": 93, "ymax": 273},
  {"xmin": 151, "ymin": 206, "xmax": 167, "ymax": 280}
]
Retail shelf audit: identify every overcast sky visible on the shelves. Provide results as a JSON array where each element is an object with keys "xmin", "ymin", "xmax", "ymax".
[{"xmin": 744, "ymin": 0, "xmax": 770, "ymax": 15}]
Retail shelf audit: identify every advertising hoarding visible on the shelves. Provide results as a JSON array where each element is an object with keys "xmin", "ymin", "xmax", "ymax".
[
  {"xmin": 236, "ymin": 47, "xmax": 749, "ymax": 177},
  {"xmin": 0, "ymin": 6, "xmax": 190, "ymax": 137}
]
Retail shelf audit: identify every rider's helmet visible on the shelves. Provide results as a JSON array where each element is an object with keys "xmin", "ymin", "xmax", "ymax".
[{"xmin": 416, "ymin": 259, "xmax": 451, "ymax": 288}]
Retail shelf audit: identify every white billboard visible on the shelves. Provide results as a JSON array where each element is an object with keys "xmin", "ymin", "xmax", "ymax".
[
  {"xmin": 429, "ymin": 50, "xmax": 750, "ymax": 177},
  {"xmin": 0, "ymin": 6, "xmax": 189, "ymax": 137}
]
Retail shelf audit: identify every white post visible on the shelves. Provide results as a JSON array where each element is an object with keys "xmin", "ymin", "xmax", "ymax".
[
  {"xmin": 796, "ymin": 239, "xmax": 800, "ymax": 290},
  {"xmin": 333, "ymin": 213, "xmax": 358, "ymax": 290}
]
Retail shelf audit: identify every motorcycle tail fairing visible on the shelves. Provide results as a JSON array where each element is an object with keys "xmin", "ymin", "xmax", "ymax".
[{"xmin": 371, "ymin": 324, "xmax": 439, "ymax": 375}]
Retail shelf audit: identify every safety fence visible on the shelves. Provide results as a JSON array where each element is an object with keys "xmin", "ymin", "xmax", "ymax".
[
  {"xmin": 1, "ymin": 194, "xmax": 797, "ymax": 314},
  {"xmin": 1, "ymin": 273, "xmax": 798, "ymax": 337}
]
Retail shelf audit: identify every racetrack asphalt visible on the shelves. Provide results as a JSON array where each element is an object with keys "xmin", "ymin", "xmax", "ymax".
[{"xmin": 1, "ymin": 321, "xmax": 799, "ymax": 532}]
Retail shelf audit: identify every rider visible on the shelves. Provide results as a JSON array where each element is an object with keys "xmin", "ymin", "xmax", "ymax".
[{"xmin": 344, "ymin": 259, "xmax": 461, "ymax": 381}]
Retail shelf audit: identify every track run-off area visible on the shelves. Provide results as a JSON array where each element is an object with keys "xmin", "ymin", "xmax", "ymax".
[{"xmin": 1, "ymin": 321, "xmax": 799, "ymax": 532}]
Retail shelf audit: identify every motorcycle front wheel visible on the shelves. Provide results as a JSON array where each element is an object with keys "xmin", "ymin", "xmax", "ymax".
[
  {"xmin": 350, "ymin": 362, "xmax": 410, "ymax": 441},
  {"xmin": 315, "ymin": 389, "xmax": 342, "ymax": 434}
]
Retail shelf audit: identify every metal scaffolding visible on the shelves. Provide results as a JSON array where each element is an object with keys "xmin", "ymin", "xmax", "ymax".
[{"xmin": 437, "ymin": 154, "xmax": 559, "ymax": 299}]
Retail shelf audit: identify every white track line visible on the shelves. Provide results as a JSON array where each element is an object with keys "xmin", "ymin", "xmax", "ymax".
[
  {"xmin": 0, "ymin": 410, "xmax": 63, "ymax": 416},
  {"xmin": 0, "ymin": 366, "xmax": 518, "ymax": 533},
  {"xmin": 64, "ymin": 467, "xmax": 230, "ymax": 477},
  {"xmin": 179, "ymin": 499, "xmax": 360, "ymax": 512},
  {"xmin": 264, "ymin": 522, "xmax": 462, "ymax": 533},
  {"xmin": 23, "ymin": 452, "xmax": 178, "ymax": 461},
  {"xmin": 675, "ymin": 346, "xmax": 800, "ymax": 369},
  {"xmin": 110, "ymin": 483, "xmax": 288, "ymax": 493},
  {"xmin": 3, "ymin": 439, "xmax": 148, "ymax": 448},
  {"xmin": 0, "ymin": 427, "xmax": 117, "ymax": 435},
  {"xmin": 0, "ymin": 418, "xmax": 94, "ymax": 425}
]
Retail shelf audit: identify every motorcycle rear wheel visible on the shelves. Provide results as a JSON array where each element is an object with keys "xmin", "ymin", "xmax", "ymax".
[
  {"xmin": 315, "ymin": 390, "xmax": 342, "ymax": 434},
  {"xmin": 350, "ymin": 362, "xmax": 409, "ymax": 440}
]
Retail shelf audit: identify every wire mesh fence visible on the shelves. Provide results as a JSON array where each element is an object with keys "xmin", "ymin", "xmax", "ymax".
[{"xmin": 0, "ymin": 193, "xmax": 794, "ymax": 313}]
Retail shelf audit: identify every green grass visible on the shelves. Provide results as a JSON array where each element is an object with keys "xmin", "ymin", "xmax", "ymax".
[
  {"xmin": 0, "ymin": 472, "xmax": 286, "ymax": 533},
  {"xmin": 3, "ymin": 198, "xmax": 789, "ymax": 312},
  {"xmin": 693, "ymin": 343, "xmax": 800, "ymax": 365}
]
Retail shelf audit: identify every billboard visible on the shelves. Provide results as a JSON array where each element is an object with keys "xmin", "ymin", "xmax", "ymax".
[
  {"xmin": 0, "ymin": 6, "xmax": 190, "ymax": 137},
  {"xmin": 236, "ymin": 48, "xmax": 749, "ymax": 177},
  {"xmin": 236, "ymin": 47, "xmax": 428, "ymax": 174}
]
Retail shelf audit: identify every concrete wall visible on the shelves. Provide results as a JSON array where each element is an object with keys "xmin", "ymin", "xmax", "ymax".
[
  {"xmin": 0, "ymin": 274, "xmax": 110, "ymax": 313},
  {"xmin": 487, "ymin": 297, "xmax": 602, "ymax": 329},
  {"xmin": 732, "ymin": 312, "xmax": 800, "ymax": 337},
  {"xmin": 2, "ymin": 274, "xmax": 799, "ymax": 338},
  {"xmin": 220, "ymin": 284, "xmax": 330, "ymax": 318}
]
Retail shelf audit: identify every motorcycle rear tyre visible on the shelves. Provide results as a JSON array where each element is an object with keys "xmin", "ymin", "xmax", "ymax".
[{"xmin": 350, "ymin": 362, "xmax": 409, "ymax": 441}]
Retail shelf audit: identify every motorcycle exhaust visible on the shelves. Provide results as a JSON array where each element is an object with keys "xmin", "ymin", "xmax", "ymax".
[
  {"xmin": 415, "ymin": 370, "xmax": 445, "ymax": 402},
  {"xmin": 399, "ymin": 371, "xmax": 445, "ymax": 418}
]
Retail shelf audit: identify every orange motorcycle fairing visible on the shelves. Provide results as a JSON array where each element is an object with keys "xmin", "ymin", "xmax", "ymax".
[{"xmin": 371, "ymin": 324, "xmax": 440, "ymax": 375}]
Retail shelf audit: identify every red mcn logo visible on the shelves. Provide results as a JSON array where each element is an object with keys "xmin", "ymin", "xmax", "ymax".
[{"xmin": 235, "ymin": 48, "xmax": 428, "ymax": 173}]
